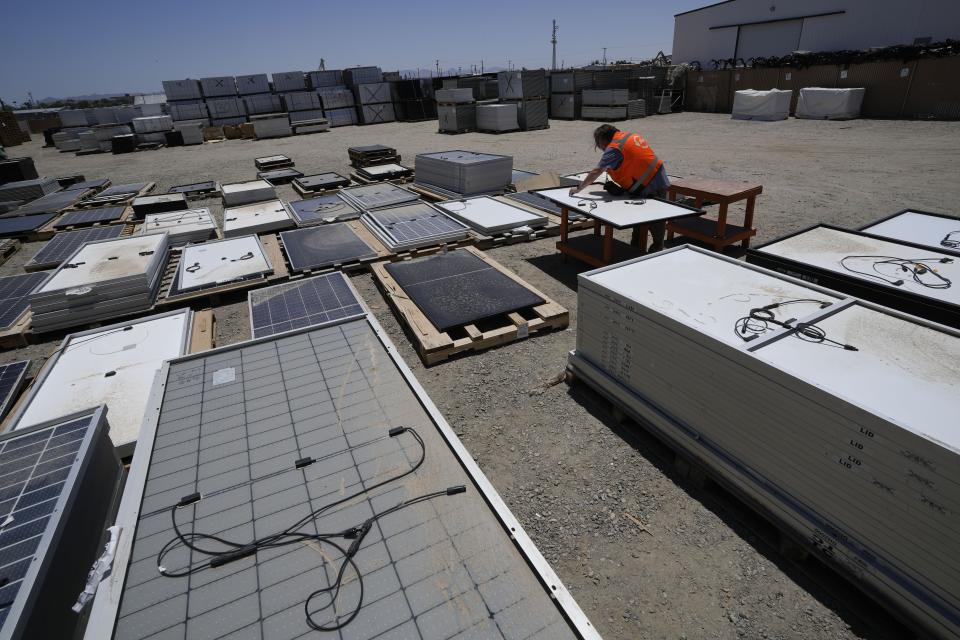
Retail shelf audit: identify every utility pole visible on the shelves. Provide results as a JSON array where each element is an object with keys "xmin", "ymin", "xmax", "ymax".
[
  {"xmin": 602, "ymin": 48, "xmax": 607, "ymax": 66},
  {"xmin": 436, "ymin": 59, "xmax": 440, "ymax": 77},
  {"xmin": 551, "ymin": 20, "xmax": 558, "ymax": 70},
  {"xmin": 508, "ymin": 59, "xmax": 512, "ymax": 70},
  {"xmin": 481, "ymin": 60, "xmax": 484, "ymax": 73}
]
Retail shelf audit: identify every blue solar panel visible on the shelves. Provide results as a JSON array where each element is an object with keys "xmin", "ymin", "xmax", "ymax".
[
  {"xmin": 26, "ymin": 226, "xmax": 124, "ymax": 270},
  {"xmin": 248, "ymin": 273, "xmax": 365, "ymax": 338},
  {"xmin": 0, "ymin": 273, "xmax": 49, "ymax": 329},
  {"xmin": 53, "ymin": 207, "xmax": 125, "ymax": 229},
  {"xmin": 0, "ymin": 360, "xmax": 29, "ymax": 421},
  {"xmin": 0, "ymin": 214, "xmax": 56, "ymax": 238}
]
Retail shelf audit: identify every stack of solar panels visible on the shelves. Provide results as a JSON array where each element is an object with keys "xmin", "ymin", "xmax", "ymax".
[
  {"xmin": 162, "ymin": 79, "xmax": 203, "ymax": 101},
  {"xmin": 131, "ymin": 115, "xmax": 174, "ymax": 134},
  {"xmin": 456, "ymin": 75, "xmax": 497, "ymax": 100},
  {"xmin": 361, "ymin": 201, "xmax": 469, "ymax": 252},
  {"xmin": 496, "ymin": 70, "xmax": 547, "ymax": 131},
  {"xmin": 242, "ymin": 93, "xmax": 282, "ymax": 116},
  {"xmin": 436, "ymin": 195, "xmax": 547, "ymax": 235},
  {"xmin": 627, "ymin": 99, "xmax": 647, "ymax": 119},
  {"xmin": 205, "ymin": 97, "xmax": 246, "ymax": 126},
  {"xmin": 348, "ymin": 144, "xmax": 400, "ymax": 168},
  {"xmin": 257, "ymin": 168, "xmax": 304, "ymax": 185},
  {"xmin": 200, "ymin": 75, "xmax": 236, "ymax": 98},
  {"xmin": 414, "ymin": 150, "xmax": 513, "ymax": 196},
  {"xmin": 627, "ymin": 76, "xmax": 657, "ymax": 109},
  {"xmin": 477, "ymin": 103, "xmax": 519, "ymax": 132},
  {"xmin": 223, "ymin": 199, "xmax": 294, "ymax": 237},
  {"xmin": 111, "ymin": 134, "xmax": 136, "ymax": 154},
  {"xmin": 10, "ymin": 189, "xmax": 84, "ymax": 216},
  {"xmin": 308, "ymin": 69, "xmax": 343, "ymax": 89},
  {"xmin": 571, "ymin": 245, "xmax": 960, "ymax": 640},
  {"xmin": 76, "ymin": 131, "xmax": 100, "ymax": 154},
  {"xmin": 235, "ymin": 73, "xmax": 270, "ymax": 95},
  {"xmin": 340, "ymin": 183, "xmax": 419, "ymax": 211},
  {"xmin": 551, "ymin": 92, "xmax": 582, "ymax": 119},
  {"xmin": 515, "ymin": 98, "xmax": 549, "ymax": 130},
  {"xmin": 168, "ymin": 101, "xmax": 208, "ymax": 121},
  {"xmin": 592, "ymin": 68, "xmax": 630, "ymax": 89},
  {"xmin": 582, "ymin": 89, "xmax": 629, "ymax": 120},
  {"xmin": 52, "ymin": 129, "xmax": 86, "ymax": 152},
  {"xmin": 132, "ymin": 193, "xmax": 187, "ymax": 218},
  {"xmin": 24, "ymin": 226, "xmax": 124, "ymax": 271},
  {"xmin": 0, "ymin": 177, "xmax": 60, "ymax": 202},
  {"xmin": 250, "ymin": 113, "xmax": 291, "ymax": 138},
  {"xmin": 174, "ymin": 120, "xmax": 204, "ymax": 145},
  {"xmin": 391, "ymin": 78, "xmax": 436, "ymax": 121},
  {"xmin": 354, "ymin": 82, "xmax": 396, "ymax": 124},
  {"xmin": 286, "ymin": 193, "xmax": 359, "ymax": 225},
  {"xmin": 281, "ymin": 90, "xmax": 327, "ymax": 132},
  {"xmin": 551, "ymin": 70, "xmax": 593, "ymax": 94},
  {"xmin": 59, "ymin": 109, "xmax": 93, "ymax": 127},
  {"xmin": 355, "ymin": 163, "xmax": 413, "ymax": 182},
  {"xmin": 221, "ymin": 180, "xmax": 276, "ymax": 207},
  {"xmin": 0, "ymin": 157, "xmax": 38, "ymax": 184},
  {"xmin": 290, "ymin": 113, "xmax": 329, "ymax": 134},
  {"xmin": 292, "ymin": 172, "xmax": 350, "ymax": 196},
  {"xmin": 29, "ymin": 233, "xmax": 169, "ymax": 332},
  {"xmin": 343, "ymin": 65, "xmax": 383, "ymax": 86},
  {"xmin": 436, "ymin": 88, "xmax": 476, "ymax": 133},
  {"xmin": 93, "ymin": 124, "xmax": 131, "ymax": 153},
  {"xmin": 271, "ymin": 70, "xmax": 306, "ymax": 92},
  {"xmin": 140, "ymin": 208, "xmax": 217, "ymax": 244},
  {"xmin": 281, "ymin": 90, "xmax": 322, "ymax": 112}
]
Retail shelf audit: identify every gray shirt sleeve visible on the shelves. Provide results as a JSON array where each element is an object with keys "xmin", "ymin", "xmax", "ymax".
[{"xmin": 598, "ymin": 148, "xmax": 623, "ymax": 170}]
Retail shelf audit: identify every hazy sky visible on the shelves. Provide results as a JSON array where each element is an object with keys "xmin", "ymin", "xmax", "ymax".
[{"xmin": 0, "ymin": 0, "xmax": 706, "ymax": 103}]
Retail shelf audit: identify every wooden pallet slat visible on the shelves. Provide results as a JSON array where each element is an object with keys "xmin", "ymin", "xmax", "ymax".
[{"xmin": 189, "ymin": 309, "xmax": 216, "ymax": 353}]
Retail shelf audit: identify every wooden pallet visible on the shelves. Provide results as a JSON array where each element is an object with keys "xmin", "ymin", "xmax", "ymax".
[
  {"xmin": 371, "ymin": 246, "xmax": 568, "ymax": 365},
  {"xmin": 189, "ymin": 309, "xmax": 216, "ymax": 353},
  {"xmin": 282, "ymin": 220, "xmax": 392, "ymax": 278},
  {"xmin": 0, "ymin": 310, "xmax": 32, "ymax": 349},
  {"xmin": 155, "ymin": 233, "xmax": 289, "ymax": 308},
  {"xmin": 0, "ymin": 239, "xmax": 19, "ymax": 266}
]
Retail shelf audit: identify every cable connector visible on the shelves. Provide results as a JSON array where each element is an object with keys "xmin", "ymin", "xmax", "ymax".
[
  {"xmin": 177, "ymin": 492, "xmax": 201, "ymax": 507},
  {"xmin": 209, "ymin": 545, "xmax": 257, "ymax": 568},
  {"xmin": 295, "ymin": 457, "xmax": 314, "ymax": 469},
  {"xmin": 941, "ymin": 258, "xmax": 953, "ymax": 264},
  {"xmin": 388, "ymin": 426, "xmax": 406, "ymax": 437},
  {"xmin": 892, "ymin": 280, "xmax": 904, "ymax": 286},
  {"xmin": 347, "ymin": 522, "xmax": 373, "ymax": 558},
  {"xmin": 446, "ymin": 485, "xmax": 467, "ymax": 496}
]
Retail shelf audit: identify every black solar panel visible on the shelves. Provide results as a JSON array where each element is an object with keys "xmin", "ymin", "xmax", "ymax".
[
  {"xmin": 98, "ymin": 182, "xmax": 147, "ymax": 197},
  {"xmin": 64, "ymin": 178, "xmax": 110, "ymax": 192},
  {"xmin": 167, "ymin": 181, "xmax": 217, "ymax": 196},
  {"xmin": 280, "ymin": 223, "xmax": 378, "ymax": 271},
  {"xmin": 293, "ymin": 173, "xmax": 350, "ymax": 193},
  {"xmin": 257, "ymin": 168, "xmax": 303, "ymax": 185},
  {"xmin": 53, "ymin": 206, "xmax": 125, "ymax": 229},
  {"xmin": 288, "ymin": 194, "xmax": 359, "ymax": 225},
  {"xmin": 0, "ymin": 360, "xmax": 29, "ymax": 420},
  {"xmin": 248, "ymin": 272, "xmax": 365, "ymax": 337},
  {"xmin": 384, "ymin": 250, "xmax": 545, "ymax": 331},
  {"xmin": 504, "ymin": 191, "xmax": 563, "ymax": 215},
  {"xmin": 0, "ymin": 214, "xmax": 56, "ymax": 238},
  {"xmin": 0, "ymin": 273, "xmax": 48, "ymax": 329},
  {"xmin": 7, "ymin": 191, "xmax": 83, "ymax": 217},
  {"xmin": 26, "ymin": 226, "xmax": 124, "ymax": 270}
]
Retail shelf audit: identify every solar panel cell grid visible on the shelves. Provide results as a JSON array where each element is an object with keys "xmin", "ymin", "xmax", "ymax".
[
  {"xmin": 27, "ymin": 226, "xmax": 124, "ymax": 270},
  {"xmin": 0, "ymin": 214, "xmax": 57, "ymax": 238},
  {"xmin": 53, "ymin": 206, "xmax": 125, "ymax": 229},
  {"xmin": 0, "ymin": 273, "xmax": 49, "ymax": 329},
  {"xmin": 249, "ymin": 273, "xmax": 365, "ymax": 338},
  {"xmin": 0, "ymin": 360, "xmax": 29, "ymax": 420}
]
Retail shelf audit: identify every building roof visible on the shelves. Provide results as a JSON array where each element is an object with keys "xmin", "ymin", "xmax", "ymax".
[{"xmin": 675, "ymin": 0, "xmax": 738, "ymax": 17}]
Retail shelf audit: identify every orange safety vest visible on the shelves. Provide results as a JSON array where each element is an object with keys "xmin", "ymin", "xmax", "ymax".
[{"xmin": 605, "ymin": 131, "xmax": 663, "ymax": 191}]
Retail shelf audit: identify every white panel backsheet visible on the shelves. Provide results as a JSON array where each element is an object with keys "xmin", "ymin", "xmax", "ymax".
[
  {"xmin": 537, "ymin": 186, "xmax": 698, "ymax": 228},
  {"xmin": 177, "ymin": 235, "xmax": 271, "ymax": 292},
  {"xmin": 13, "ymin": 310, "xmax": 191, "ymax": 449},
  {"xmin": 37, "ymin": 235, "xmax": 166, "ymax": 292},
  {"xmin": 861, "ymin": 211, "xmax": 960, "ymax": 253},
  {"xmin": 436, "ymin": 196, "xmax": 547, "ymax": 234},
  {"xmin": 222, "ymin": 199, "xmax": 293, "ymax": 236},
  {"xmin": 757, "ymin": 226, "xmax": 960, "ymax": 305}
]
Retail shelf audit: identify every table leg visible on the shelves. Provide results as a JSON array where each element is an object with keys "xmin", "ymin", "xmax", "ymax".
[
  {"xmin": 667, "ymin": 187, "xmax": 676, "ymax": 202},
  {"xmin": 743, "ymin": 195, "xmax": 756, "ymax": 248},
  {"xmin": 594, "ymin": 219, "xmax": 601, "ymax": 236},
  {"xmin": 560, "ymin": 207, "xmax": 569, "ymax": 244},
  {"xmin": 715, "ymin": 202, "xmax": 728, "ymax": 251},
  {"xmin": 603, "ymin": 225, "xmax": 613, "ymax": 264},
  {"xmin": 631, "ymin": 224, "xmax": 648, "ymax": 252}
]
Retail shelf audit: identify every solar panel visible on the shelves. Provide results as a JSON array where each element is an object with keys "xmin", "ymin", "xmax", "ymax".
[
  {"xmin": 98, "ymin": 182, "xmax": 147, "ymax": 197},
  {"xmin": 167, "ymin": 181, "xmax": 218, "ymax": 197},
  {"xmin": 0, "ymin": 214, "xmax": 56, "ymax": 238},
  {"xmin": 384, "ymin": 250, "xmax": 545, "ymax": 330},
  {"xmin": 340, "ymin": 183, "xmax": 419, "ymax": 210},
  {"xmin": 248, "ymin": 272, "xmax": 366, "ymax": 337},
  {"xmin": 0, "ymin": 360, "xmax": 29, "ymax": 420},
  {"xmin": 287, "ymin": 194, "xmax": 359, "ymax": 226},
  {"xmin": 9, "ymin": 190, "xmax": 84, "ymax": 216},
  {"xmin": 27, "ymin": 226, "xmax": 125, "ymax": 271},
  {"xmin": 257, "ymin": 168, "xmax": 303, "ymax": 185},
  {"xmin": 293, "ymin": 173, "xmax": 350, "ymax": 194},
  {"xmin": 0, "ymin": 273, "xmax": 49, "ymax": 329},
  {"xmin": 64, "ymin": 178, "xmax": 110, "ymax": 192},
  {"xmin": 53, "ymin": 206, "xmax": 125, "ymax": 229},
  {"xmin": 363, "ymin": 202, "xmax": 470, "ymax": 251},
  {"xmin": 0, "ymin": 406, "xmax": 122, "ymax": 640},
  {"xmin": 86, "ymin": 316, "xmax": 593, "ymax": 640},
  {"xmin": 280, "ymin": 223, "xmax": 378, "ymax": 271}
]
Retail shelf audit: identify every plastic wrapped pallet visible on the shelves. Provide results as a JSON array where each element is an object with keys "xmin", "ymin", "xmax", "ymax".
[
  {"xmin": 318, "ymin": 87, "xmax": 354, "ymax": 110},
  {"xmin": 309, "ymin": 69, "xmax": 343, "ymax": 88},
  {"xmin": 251, "ymin": 115, "xmax": 291, "ymax": 139},
  {"xmin": 582, "ymin": 89, "xmax": 629, "ymax": 106},
  {"xmin": 205, "ymin": 97, "xmax": 246, "ymax": 119},
  {"xmin": 168, "ymin": 101, "xmax": 208, "ymax": 121},
  {"xmin": 132, "ymin": 115, "xmax": 173, "ymax": 133},
  {"xmin": 358, "ymin": 102, "xmax": 395, "ymax": 124},
  {"xmin": 732, "ymin": 89, "xmax": 792, "ymax": 121},
  {"xmin": 497, "ymin": 69, "xmax": 547, "ymax": 100},
  {"xmin": 235, "ymin": 73, "xmax": 270, "ymax": 95},
  {"xmin": 343, "ymin": 66, "xmax": 383, "ymax": 86},
  {"xmin": 325, "ymin": 107, "xmax": 357, "ymax": 127},
  {"xmin": 796, "ymin": 87, "xmax": 865, "ymax": 120},
  {"xmin": 435, "ymin": 88, "xmax": 474, "ymax": 104},
  {"xmin": 243, "ymin": 93, "xmax": 282, "ymax": 115},
  {"xmin": 271, "ymin": 71, "xmax": 305, "ymax": 92},
  {"xmin": 281, "ymin": 91, "xmax": 322, "ymax": 112},
  {"xmin": 551, "ymin": 93, "xmax": 581, "ymax": 119},
  {"xmin": 476, "ymin": 103, "xmax": 518, "ymax": 131},
  {"xmin": 438, "ymin": 104, "xmax": 476, "ymax": 132},
  {"xmin": 162, "ymin": 79, "xmax": 202, "ymax": 101},
  {"xmin": 200, "ymin": 76, "xmax": 237, "ymax": 98}
]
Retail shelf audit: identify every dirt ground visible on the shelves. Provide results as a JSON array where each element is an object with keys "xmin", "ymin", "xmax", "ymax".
[{"xmin": 3, "ymin": 113, "xmax": 959, "ymax": 640}]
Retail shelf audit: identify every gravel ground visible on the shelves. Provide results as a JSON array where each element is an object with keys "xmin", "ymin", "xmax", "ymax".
[{"xmin": 3, "ymin": 113, "xmax": 959, "ymax": 640}]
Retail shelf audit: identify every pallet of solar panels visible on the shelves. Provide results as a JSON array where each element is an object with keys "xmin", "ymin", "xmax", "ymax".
[
  {"xmin": 131, "ymin": 114, "xmax": 174, "ymax": 149},
  {"xmin": 435, "ymin": 195, "xmax": 552, "ymax": 248},
  {"xmin": 52, "ymin": 127, "xmax": 92, "ymax": 152},
  {"xmin": 390, "ymin": 78, "xmax": 437, "ymax": 122},
  {"xmin": 581, "ymin": 89, "xmax": 630, "ymax": 121},
  {"xmin": 317, "ymin": 86, "xmax": 357, "ymax": 127},
  {"xmin": 138, "ymin": 207, "xmax": 219, "ymax": 245},
  {"xmin": 497, "ymin": 69, "xmax": 549, "ymax": 131},
  {"xmin": 205, "ymin": 96, "xmax": 247, "ymax": 128},
  {"xmin": 353, "ymin": 80, "xmax": 396, "ymax": 125},
  {"xmin": 235, "ymin": 73, "xmax": 270, "ymax": 95},
  {"xmin": 568, "ymin": 245, "xmax": 960, "ymax": 640},
  {"xmin": 308, "ymin": 69, "xmax": 343, "ymax": 90},
  {"xmin": 436, "ymin": 88, "xmax": 477, "ymax": 134},
  {"xmin": 249, "ymin": 112, "xmax": 292, "ymax": 139},
  {"xmin": 342, "ymin": 65, "xmax": 383, "ymax": 87},
  {"xmin": 279, "ymin": 90, "xmax": 328, "ymax": 134},
  {"xmin": 270, "ymin": 70, "xmax": 306, "ymax": 92},
  {"xmin": 371, "ymin": 245, "xmax": 569, "ymax": 364},
  {"xmin": 173, "ymin": 120, "xmax": 205, "ymax": 145}
]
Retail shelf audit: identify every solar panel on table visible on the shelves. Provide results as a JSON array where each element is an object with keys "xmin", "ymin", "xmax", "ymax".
[
  {"xmin": 288, "ymin": 194, "xmax": 359, "ymax": 225},
  {"xmin": 53, "ymin": 206, "xmax": 125, "ymax": 229},
  {"xmin": 384, "ymin": 250, "xmax": 545, "ymax": 330},
  {"xmin": 0, "ymin": 273, "xmax": 49, "ymax": 329},
  {"xmin": 26, "ymin": 226, "xmax": 123, "ymax": 270},
  {"xmin": 0, "ymin": 360, "xmax": 29, "ymax": 420},
  {"xmin": 0, "ymin": 409, "xmax": 103, "ymax": 632},
  {"xmin": 0, "ymin": 214, "xmax": 56, "ymax": 238},
  {"xmin": 248, "ymin": 272, "xmax": 365, "ymax": 337},
  {"xmin": 368, "ymin": 204, "xmax": 467, "ymax": 244}
]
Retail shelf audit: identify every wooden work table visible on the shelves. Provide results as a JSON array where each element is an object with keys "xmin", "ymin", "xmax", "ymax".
[{"xmin": 666, "ymin": 177, "xmax": 762, "ymax": 251}]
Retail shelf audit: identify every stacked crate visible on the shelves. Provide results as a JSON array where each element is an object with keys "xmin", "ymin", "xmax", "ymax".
[
  {"xmin": 549, "ymin": 70, "xmax": 591, "ymax": 120},
  {"xmin": 354, "ymin": 81, "xmax": 395, "ymax": 125},
  {"xmin": 236, "ymin": 74, "xmax": 276, "ymax": 122},
  {"xmin": 391, "ymin": 79, "xmax": 436, "ymax": 122},
  {"xmin": 162, "ymin": 79, "xmax": 208, "ymax": 130},
  {"xmin": 497, "ymin": 69, "xmax": 549, "ymax": 130},
  {"xmin": 436, "ymin": 88, "xmax": 476, "ymax": 133},
  {"xmin": 582, "ymin": 89, "xmax": 629, "ymax": 121}
]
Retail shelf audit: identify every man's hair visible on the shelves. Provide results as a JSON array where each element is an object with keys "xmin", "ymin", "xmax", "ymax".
[{"xmin": 593, "ymin": 124, "xmax": 619, "ymax": 150}]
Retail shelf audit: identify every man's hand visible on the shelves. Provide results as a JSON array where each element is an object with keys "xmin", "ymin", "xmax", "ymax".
[{"xmin": 568, "ymin": 186, "xmax": 580, "ymax": 197}]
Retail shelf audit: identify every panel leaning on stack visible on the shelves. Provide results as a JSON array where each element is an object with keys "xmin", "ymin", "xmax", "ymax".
[
  {"xmin": 161, "ymin": 79, "xmax": 202, "ymax": 101},
  {"xmin": 476, "ymin": 103, "xmax": 519, "ymax": 132},
  {"xmin": 29, "ymin": 233, "xmax": 169, "ymax": 332},
  {"xmin": 200, "ymin": 76, "xmax": 236, "ymax": 98},
  {"xmin": 242, "ymin": 93, "xmax": 282, "ymax": 116},
  {"xmin": 250, "ymin": 113, "xmax": 291, "ymax": 138},
  {"xmin": 570, "ymin": 245, "xmax": 960, "ymax": 640},
  {"xmin": 235, "ymin": 73, "xmax": 270, "ymax": 95},
  {"xmin": 414, "ymin": 150, "xmax": 513, "ymax": 196},
  {"xmin": 271, "ymin": 70, "xmax": 305, "ymax": 92}
]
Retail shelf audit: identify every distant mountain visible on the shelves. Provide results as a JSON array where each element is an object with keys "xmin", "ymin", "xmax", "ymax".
[{"xmin": 37, "ymin": 92, "xmax": 129, "ymax": 103}]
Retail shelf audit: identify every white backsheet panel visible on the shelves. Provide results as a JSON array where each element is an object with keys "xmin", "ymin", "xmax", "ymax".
[
  {"xmin": 13, "ymin": 310, "xmax": 191, "ymax": 449},
  {"xmin": 861, "ymin": 211, "xmax": 960, "ymax": 253},
  {"xmin": 537, "ymin": 186, "xmax": 698, "ymax": 228},
  {"xmin": 758, "ymin": 304, "xmax": 960, "ymax": 451},
  {"xmin": 564, "ymin": 171, "xmax": 610, "ymax": 184},
  {"xmin": 435, "ymin": 196, "xmax": 547, "ymax": 234},
  {"xmin": 141, "ymin": 209, "xmax": 216, "ymax": 239},
  {"xmin": 582, "ymin": 247, "xmax": 842, "ymax": 346},
  {"xmin": 757, "ymin": 226, "xmax": 960, "ymax": 305},
  {"xmin": 220, "ymin": 180, "xmax": 276, "ymax": 206},
  {"xmin": 177, "ymin": 235, "xmax": 271, "ymax": 292},
  {"xmin": 37, "ymin": 235, "xmax": 167, "ymax": 292},
  {"xmin": 222, "ymin": 199, "xmax": 293, "ymax": 235}
]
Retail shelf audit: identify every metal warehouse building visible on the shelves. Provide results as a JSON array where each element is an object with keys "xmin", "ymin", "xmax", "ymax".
[{"xmin": 672, "ymin": 0, "xmax": 960, "ymax": 64}]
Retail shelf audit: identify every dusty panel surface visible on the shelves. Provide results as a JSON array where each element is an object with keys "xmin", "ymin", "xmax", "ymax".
[
  {"xmin": 249, "ymin": 274, "xmax": 365, "ymax": 338},
  {"xmin": 280, "ymin": 223, "xmax": 377, "ymax": 271},
  {"xmin": 26, "ymin": 226, "xmax": 124, "ymax": 270},
  {"xmin": 109, "ymin": 319, "xmax": 578, "ymax": 640},
  {"xmin": 861, "ymin": 211, "xmax": 960, "ymax": 253}
]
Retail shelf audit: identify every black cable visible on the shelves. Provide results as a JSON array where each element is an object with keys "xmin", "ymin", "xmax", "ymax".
[
  {"xmin": 941, "ymin": 231, "xmax": 960, "ymax": 250},
  {"xmin": 733, "ymin": 299, "xmax": 858, "ymax": 351},
  {"xmin": 839, "ymin": 255, "xmax": 952, "ymax": 289}
]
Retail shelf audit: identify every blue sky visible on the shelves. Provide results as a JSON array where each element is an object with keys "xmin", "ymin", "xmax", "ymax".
[{"xmin": 0, "ymin": 0, "xmax": 706, "ymax": 103}]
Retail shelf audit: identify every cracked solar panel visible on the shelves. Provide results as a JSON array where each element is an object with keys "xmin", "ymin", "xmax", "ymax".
[
  {"xmin": 249, "ymin": 273, "xmax": 366, "ymax": 338},
  {"xmin": 101, "ymin": 317, "xmax": 584, "ymax": 640}
]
